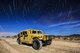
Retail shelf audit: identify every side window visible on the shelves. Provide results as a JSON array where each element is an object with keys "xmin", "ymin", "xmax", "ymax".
[
  {"xmin": 23, "ymin": 31, "xmax": 27, "ymax": 37},
  {"xmin": 23, "ymin": 32, "xmax": 27, "ymax": 35},
  {"xmin": 18, "ymin": 33, "xmax": 20, "ymax": 37},
  {"xmin": 20, "ymin": 32, "xmax": 23, "ymax": 37},
  {"xmin": 21, "ymin": 32, "xmax": 23, "ymax": 35}
]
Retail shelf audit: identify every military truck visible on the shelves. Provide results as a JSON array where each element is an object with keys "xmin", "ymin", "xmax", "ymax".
[{"xmin": 17, "ymin": 29, "xmax": 52, "ymax": 50}]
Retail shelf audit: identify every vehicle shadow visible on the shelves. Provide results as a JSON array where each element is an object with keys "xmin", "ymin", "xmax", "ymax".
[
  {"xmin": 22, "ymin": 43, "xmax": 48, "ymax": 47},
  {"xmin": 22, "ymin": 43, "xmax": 32, "ymax": 46}
]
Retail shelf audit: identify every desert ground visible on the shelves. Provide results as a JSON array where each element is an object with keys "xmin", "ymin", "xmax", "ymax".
[{"xmin": 0, "ymin": 38, "xmax": 80, "ymax": 53}]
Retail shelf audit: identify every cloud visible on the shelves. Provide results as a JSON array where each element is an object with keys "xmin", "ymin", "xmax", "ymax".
[
  {"xmin": 45, "ymin": 21, "xmax": 80, "ymax": 35},
  {"xmin": 0, "ymin": 32, "xmax": 17, "ymax": 36},
  {"xmin": 66, "ymin": 23, "xmax": 80, "ymax": 28},
  {"xmin": 47, "ymin": 21, "xmax": 80, "ymax": 28}
]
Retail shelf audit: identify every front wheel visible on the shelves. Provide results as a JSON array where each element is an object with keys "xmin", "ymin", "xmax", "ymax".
[
  {"xmin": 17, "ymin": 38, "xmax": 22, "ymax": 45},
  {"xmin": 32, "ymin": 38, "xmax": 42, "ymax": 50},
  {"xmin": 47, "ymin": 40, "xmax": 52, "ymax": 45}
]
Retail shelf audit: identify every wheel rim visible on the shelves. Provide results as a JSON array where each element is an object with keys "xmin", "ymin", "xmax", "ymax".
[
  {"xmin": 17, "ymin": 38, "xmax": 21, "ymax": 44},
  {"xmin": 17, "ymin": 40, "xmax": 19, "ymax": 43},
  {"xmin": 33, "ymin": 41, "xmax": 39, "ymax": 49}
]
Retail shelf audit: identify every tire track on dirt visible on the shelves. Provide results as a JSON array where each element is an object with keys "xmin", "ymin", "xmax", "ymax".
[
  {"xmin": 2, "ymin": 38, "xmax": 80, "ymax": 53},
  {"xmin": 3, "ymin": 38, "xmax": 51, "ymax": 53},
  {"xmin": 3, "ymin": 38, "xmax": 55, "ymax": 53},
  {"xmin": 0, "ymin": 39, "xmax": 21, "ymax": 53}
]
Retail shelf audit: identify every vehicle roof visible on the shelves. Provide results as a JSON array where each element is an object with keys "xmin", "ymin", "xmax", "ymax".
[{"xmin": 22, "ymin": 29, "xmax": 42, "ymax": 32}]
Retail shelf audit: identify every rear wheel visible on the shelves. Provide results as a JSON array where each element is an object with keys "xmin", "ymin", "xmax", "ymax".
[
  {"xmin": 17, "ymin": 38, "xmax": 22, "ymax": 45},
  {"xmin": 47, "ymin": 40, "xmax": 52, "ymax": 45},
  {"xmin": 32, "ymin": 38, "xmax": 42, "ymax": 50}
]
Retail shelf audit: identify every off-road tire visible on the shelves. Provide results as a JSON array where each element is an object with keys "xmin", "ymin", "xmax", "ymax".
[
  {"xmin": 32, "ymin": 38, "xmax": 42, "ymax": 50},
  {"xmin": 17, "ymin": 38, "xmax": 22, "ymax": 45},
  {"xmin": 47, "ymin": 40, "xmax": 52, "ymax": 45}
]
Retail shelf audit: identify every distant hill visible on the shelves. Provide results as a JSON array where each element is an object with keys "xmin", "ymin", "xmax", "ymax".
[{"xmin": 48, "ymin": 34, "xmax": 80, "ymax": 40}]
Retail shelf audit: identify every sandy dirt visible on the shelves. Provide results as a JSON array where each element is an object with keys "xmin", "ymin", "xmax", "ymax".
[{"xmin": 0, "ymin": 38, "xmax": 80, "ymax": 53}]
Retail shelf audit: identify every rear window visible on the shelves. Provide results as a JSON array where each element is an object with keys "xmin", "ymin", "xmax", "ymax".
[
  {"xmin": 21, "ymin": 32, "xmax": 23, "ymax": 34},
  {"xmin": 23, "ymin": 31, "xmax": 27, "ymax": 35}
]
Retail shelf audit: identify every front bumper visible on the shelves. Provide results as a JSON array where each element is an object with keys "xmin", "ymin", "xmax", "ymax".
[
  {"xmin": 43, "ymin": 36, "xmax": 52, "ymax": 41},
  {"xmin": 42, "ymin": 38, "xmax": 52, "ymax": 45}
]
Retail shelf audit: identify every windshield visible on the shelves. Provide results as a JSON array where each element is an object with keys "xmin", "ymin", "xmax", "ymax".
[
  {"xmin": 32, "ymin": 31, "xmax": 36, "ymax": 34},
  {"xmin": 38, "ymin": 31, "xmax": 42, "ymax": 34},
  {"xmin": 32, "ymin": 31, "xmax": 42, "ymax": 34}
]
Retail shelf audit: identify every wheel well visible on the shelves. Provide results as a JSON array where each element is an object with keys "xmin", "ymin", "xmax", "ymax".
[{"xmin": 33, "ymin": 37, "xmax": 39, "ymax": 39}]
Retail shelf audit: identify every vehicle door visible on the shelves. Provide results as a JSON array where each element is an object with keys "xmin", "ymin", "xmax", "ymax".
[
  {"xmin": 20, "ymin": 32, "xmax": 24, "ymax": 42},
  {"xmin": 23, "ymin": 31, "xmax": 28, "ymax": 43}
]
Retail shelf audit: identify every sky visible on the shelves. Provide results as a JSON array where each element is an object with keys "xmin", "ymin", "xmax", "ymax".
[{"xmin": 0, "ymin": 0, "xmax": 80, "ymax": 36}]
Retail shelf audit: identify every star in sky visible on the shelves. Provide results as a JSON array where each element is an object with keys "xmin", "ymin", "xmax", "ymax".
[{"xmin": 0, "ymin": 0, "xmax": 80, "ymax": 35}]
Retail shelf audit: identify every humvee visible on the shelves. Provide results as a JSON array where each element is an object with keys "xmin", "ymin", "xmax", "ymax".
[{"xmin": 17, "ymin": 29, "xmax": 52, "ymax": 50}]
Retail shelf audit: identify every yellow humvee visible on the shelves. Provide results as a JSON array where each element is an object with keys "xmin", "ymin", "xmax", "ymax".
[{"xmin": 17, "ymin": 29, "xmax": 52, "ymax": 50}]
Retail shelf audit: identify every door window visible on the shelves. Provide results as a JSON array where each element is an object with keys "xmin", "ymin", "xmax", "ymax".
[{"xmin": 23, "ymin": 31, "xmax": 27, "ymax": 37}]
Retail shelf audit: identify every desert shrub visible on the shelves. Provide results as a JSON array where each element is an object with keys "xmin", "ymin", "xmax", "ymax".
[
  {"xmin": 63, "ymin": 37, "xmax": 67, "ymax": 40},
  {"xmin": 6, "ymin": 36, "xmax": 10, "ymax": 38},
  {"xmin": 13, "ymin": 35, "xmax": 17, "ymax": 38}
]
